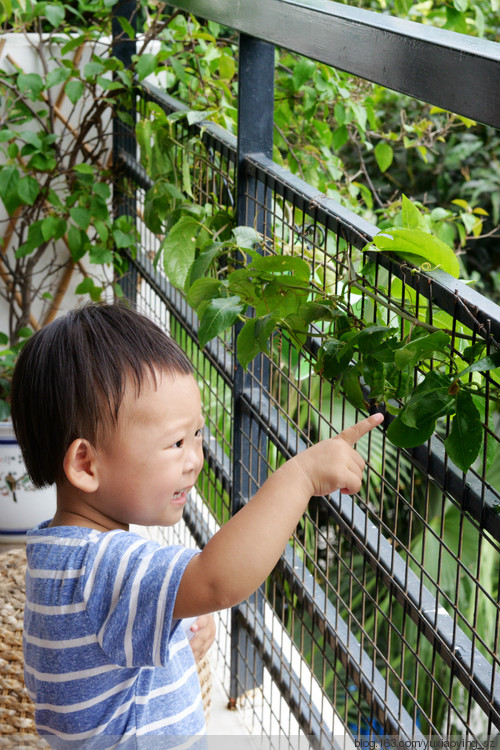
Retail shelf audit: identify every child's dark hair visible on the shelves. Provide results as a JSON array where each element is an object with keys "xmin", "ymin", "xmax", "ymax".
[{"xmin": 11, "ymin": 302, "xmax": 193, "ymax": 488}]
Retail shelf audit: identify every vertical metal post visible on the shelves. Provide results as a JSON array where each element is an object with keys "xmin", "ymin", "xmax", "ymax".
[
  {"xmin": 112, "ymin": 0, "xmax": 138, "ymax": 303},
  {"xmin": 230, "ymin": 33, "xmax": 275, "ymax": 702}
]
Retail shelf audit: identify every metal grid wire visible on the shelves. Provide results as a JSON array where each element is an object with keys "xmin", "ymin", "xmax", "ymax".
[{"xmin": 118, "ymin": 80, "xmax": 500, "ymax": 746}]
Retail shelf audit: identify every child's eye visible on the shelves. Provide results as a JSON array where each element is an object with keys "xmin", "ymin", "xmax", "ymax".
[
  {"xmin": 172, "ymin": 439, "xmax": 184, "ymax": 449},
  {"xmin": 195, "ymin": 428, "xmax": 203, "ymax": 438}
]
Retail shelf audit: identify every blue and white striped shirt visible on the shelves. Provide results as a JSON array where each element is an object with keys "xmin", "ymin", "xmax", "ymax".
[{"xmin": 24, "ymin": 522, "xmax": 206, "ymax": 748}]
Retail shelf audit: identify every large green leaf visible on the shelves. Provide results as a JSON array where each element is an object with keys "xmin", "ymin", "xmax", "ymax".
[
  {"xmin": 387, "ymin": 371, "xmax": 454, "ymax": 448},
  {"xmin": 371, "ymin": 227, "xmax": 460, "ymax": 278},
  {"xmin": 162, "ymin": 216, "xmax": 199, "ymax": 289},
  {"xmin": 444, "ymin": 390, "xmax": 483, "ymax": 472},
  {"xmin": 197, "ymin": 296, "xmax": 243, "ymax": 348},
  {"xmin": 394, "ymin": 330, "xmax": 451, "ymax": 370},
  {"xmin": 187, "ymin": 242, "xmax": 224, "ymax": 286}
]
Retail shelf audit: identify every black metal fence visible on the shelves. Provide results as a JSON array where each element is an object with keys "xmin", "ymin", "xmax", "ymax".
[{"xmin": 113, "ymin": 1, "xmax": 500, "ymax": 746}]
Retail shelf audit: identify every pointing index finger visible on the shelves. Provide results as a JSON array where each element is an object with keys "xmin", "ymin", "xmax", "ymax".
[{"xmin": 339, "ymin": 413, "xmax": 384, "ymax": 447}]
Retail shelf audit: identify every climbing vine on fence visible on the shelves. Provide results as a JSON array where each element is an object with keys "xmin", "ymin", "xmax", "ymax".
[{"xmin": 137, "ymin": 109, "xmax": 500, "ymax": 477}]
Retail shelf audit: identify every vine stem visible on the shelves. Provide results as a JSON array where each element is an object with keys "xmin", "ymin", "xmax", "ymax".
[{"xmin": 348, "ymin": 279, "xmax": 474, "ymax": 342}]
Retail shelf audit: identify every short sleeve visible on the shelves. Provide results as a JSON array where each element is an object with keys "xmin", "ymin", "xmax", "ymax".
[{"xmin": 81, "ymin": 530, "xmax": 199, "ymax": 668}]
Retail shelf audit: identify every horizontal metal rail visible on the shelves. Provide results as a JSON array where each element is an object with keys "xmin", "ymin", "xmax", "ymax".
[{"xmin": 170, "ymin": 0, "xmax": 500, "ymax": 128}]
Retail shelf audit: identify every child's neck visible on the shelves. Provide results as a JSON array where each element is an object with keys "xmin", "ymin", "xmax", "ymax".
[
  {"xmin": 51, "ymin": 485, "xmax": 129, "ymax": 532},
  {"xmin": 49, "ymin": 509, "xmax": 128, "ymax": 532}
]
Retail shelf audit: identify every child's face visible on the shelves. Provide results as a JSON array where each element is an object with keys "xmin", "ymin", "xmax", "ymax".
[{"xmin": 94, "ymin": 371, "xmax": 205, "ymax": 529}]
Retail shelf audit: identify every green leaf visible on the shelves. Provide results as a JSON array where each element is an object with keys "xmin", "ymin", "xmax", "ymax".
[
  {"xmin": 255, "ymin": 313, "xmax": 279, "ymax": 352},
  {"xmin": 75, "ymin": 277, "xmax": 96, "ymax": 295},
  {"xmin": 232, "ymin": 226, "xmax": 261, "ymax": 249},
  {"xmin": 93, "ymin": 182, "xmax": 111, "ymax": 200},
  {"xmin": 16, "ymin": 220, "xmax": 45, "ymax": 257},
  {"xmin": 456, "ymin": 352, "xmax": 500, "ymax": 379},
  {"xmin": 187, "ymin": 278, "xmax": 223, "ymax": 309},
  {"xmin": 387, "ymin": 371, "xmax": 454, "ymax": 448},
  {"xmin": 61, "ymin": 34, "xmax": 88, "ymax": 55},
  {"xmin": 112, "ymin": 229, "xmax": 135, "ymax": 249},
  {"xmin": 316, "ymin": 339, "xmax": 353, "ymax": 380},
  {"xmin": 387, "ymin": 413, "xmax": 437, "ymax": 449},
  {"xmin": 17, "ymin": 72, "xmax": 44, "ymax": 101},
  {"xmin": 198, "ymin": 296, "xmax": 244, "ymax": 348},
  {"xmin": 249, "ymin": 254, "xmax": 311, "ymax": 283},
  {"xmin": 401, "ymin": 195, "xmax": 427, "ymax": 230},
  {"xmin": 0, "ymin": 166, "xmax": 21, "ymax": 215},
  {"xmin": 218, "ymin": 52, "xmax": 236, "ymax": 81},
  {"xmin": 362, "ymin": 356, "xmax": 386, "ymax": 400},
  {"xmin": 73, "ymin": 164, "xmax": 94, "ymax": 175},
  {"xmin": 331, "ymin": 125, "xmax": 348, "ymax": 150},
  {"xmin": 236, "ymin": 318, "xmax": 260, "ymax": 370},
  {"xmin": 65, "ymin": 79, "xmax": 85, "ymax": 105},
  {"xmin": 444, "ymin": 390, "xmax": 482, "ymax": 472},
  {"xmin": 46, "ymin": 67, "xmax": 70, "ymax": 89},
  {"xmin": 67, "ymin": 225, "xmax": 87, "ymax": 261},
  {"xmin": 117, "ymin": 15, "xmax": 135, "ymax": 39},
  {"xmin": 357, "ymin": 325, "xmax": 395, "ymax": 354},
  {"xmin": 162, "ymin": 216, "xmax": 199, "ymax": 289},
  {"xmin": 292, "ymin": 59, "xmax": 316, "ymax": 92},
  {"xmin": 374, "ymin": 141, "xmax": 393, "ymax": 172},
  {"xmin": 342, "ymin": 366, "xmax": 366, "ymax": 410},
  {"xmin": 371, "ymin": 227, "xmax": 460, "ymax": 278},
  {"xmin": 41, "ymin": 216, "xmax": 66, "ymax": 241},
  {"xmin": 70, "ymin": 207, "xmax": 91, "ymax": 230},
  {"xmin": 187, "ymin": 242, "xmax": 223, "ymax": 286},
  {"xmin": 186, "ymin": 110, "xmax": 210, "ymax": 125},
  {"xmin": 89, "ymin": 245, "xmax": 113, "ymax": 265},
  {"xmin": 43, "ymin": 2, "xmax": 65, "ymax": 26},
  {"xmin": 0, "ymin": 128, "xmax": 15, "ymax": 143},
  {"xmin": 17, "ymin": 175, "xmax": 40, "ymax": 205},
  {"xmin": 394, "ymin": 331, "xmax": 451, "ymax": 370},
  {"xmin": 136, "ymin": 54, "xmax": 158, "ymax": 81},
  {"xmin": 84, "ymin": 61, "xmax": 106, "ymax": 79}
]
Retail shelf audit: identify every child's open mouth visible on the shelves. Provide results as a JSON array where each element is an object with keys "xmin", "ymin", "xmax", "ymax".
[{"xmin": 172, "ymin": 487, "xmax": 191, "ymax": 503}]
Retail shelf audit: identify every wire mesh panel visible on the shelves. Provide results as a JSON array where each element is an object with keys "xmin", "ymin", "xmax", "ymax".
[{"xmin": 114, "ymin": 9, "xmax": 500, "ymax": 746}]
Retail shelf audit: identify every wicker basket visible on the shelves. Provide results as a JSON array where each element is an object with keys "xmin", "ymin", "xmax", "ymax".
[{"xmin": 0, "ymin": 546, "xmax": 211, "ymax": 743}]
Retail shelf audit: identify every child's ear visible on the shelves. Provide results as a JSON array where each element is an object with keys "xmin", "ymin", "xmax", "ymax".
[{"xmin": 63, "ymin": 439, "xmax": 100, "ymax": 493}]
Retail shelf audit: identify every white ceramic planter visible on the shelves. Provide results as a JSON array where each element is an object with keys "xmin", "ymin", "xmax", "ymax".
[{"xmin": 0, "ymin": 422, "xmax": 56, "ymax": 542}]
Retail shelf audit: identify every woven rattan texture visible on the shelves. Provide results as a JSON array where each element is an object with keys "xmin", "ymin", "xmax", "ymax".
[{"xmin": 0, "ymin": 545, "xmax": 211, "ymax": 745}]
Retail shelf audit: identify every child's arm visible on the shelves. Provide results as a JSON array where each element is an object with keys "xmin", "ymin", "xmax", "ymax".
[{"xmin": 173, "ymin": 413, "xmax": 383, "ymax": 619}]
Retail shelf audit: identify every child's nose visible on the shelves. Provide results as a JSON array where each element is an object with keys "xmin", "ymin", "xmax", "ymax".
[{"xmin": 184, "ymin": 443, "xmax": 203, "ymax": 474}]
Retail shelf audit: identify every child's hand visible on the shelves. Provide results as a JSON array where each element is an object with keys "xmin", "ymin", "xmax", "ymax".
[
  {"xmin": 290, "ymin": 413, "xmax": 384, "ymax": 498},
  {"xmin": 187, "ymin": 614, "xmax": 216, "ymax": 663}
]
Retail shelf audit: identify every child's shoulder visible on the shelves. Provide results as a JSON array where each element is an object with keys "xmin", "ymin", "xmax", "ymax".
[
  {"xmin": 26, "ymin": 523, "xmax": 137, "ymax": 567},
  {"xmin": 26, "ymin": 522, "xmax": 191, "ymax": 569}
]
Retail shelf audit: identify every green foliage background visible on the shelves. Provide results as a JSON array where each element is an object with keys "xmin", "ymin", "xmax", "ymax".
[{"xmin": 158, "ymin": 0, "xmax": 500, "ymax": 303}]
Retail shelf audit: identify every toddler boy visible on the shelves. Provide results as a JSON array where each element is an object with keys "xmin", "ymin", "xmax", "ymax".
[{"xmin": 11, "ymin": 302, "xmax": 382, "ymax": 747}]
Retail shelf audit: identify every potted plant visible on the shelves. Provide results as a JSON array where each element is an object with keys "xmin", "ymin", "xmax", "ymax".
[{"xmin": 0, "ymin": 0, "xmax": 167, "ymax": 538}]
